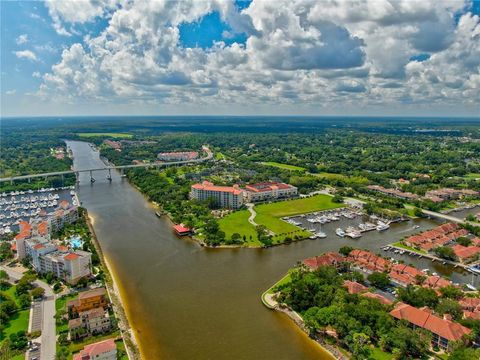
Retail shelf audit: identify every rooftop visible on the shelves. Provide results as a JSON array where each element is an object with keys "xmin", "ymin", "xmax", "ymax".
[{"xmin": 390, "ymin": 303, "xmax": 471, "ymax": 341}]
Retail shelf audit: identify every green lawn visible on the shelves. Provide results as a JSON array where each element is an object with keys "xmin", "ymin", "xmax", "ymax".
[
  {"xmin": 267, "ymin": 272, "xmax": 293, "ymax": 294},
  {"xmin": 260, "ymin": 162, "xmax": 306, "ymax": 171},
  {"xmin": 391, "ymin": 241, "xmax": 427, "ymax": 255},
  {"xmin": 77, "ymin": 132, "xmax": 132, "ymax": 139},
  {"xmin": 314, "ymin": 172, "xmax": 369, "ymax": 184},
  {"xmin": 255, "ymin": 194, "xmax": 342, "ymax": 218},
  {"xmin": 115, "ymin": 339, "xmax": 129, "ymax": 360},
  {"xmin": 0, "ymin": 284, "xmax": 30, "ymax": 343},
  {"xmin": 219, "ymin": 194, "xmax": 341, "ymax": 246},
  {"xmin": 0, "ymin": 309, "xmax": 29, "ymax": 341},
  {"xmin": 218, "ymin": 210, "xmax": 258, "ymax": 245},
  {"xmin": 465, "ymin": 173, "xmax": 480, "ymax": 180},
  {"xmin": 56, "ymin": 293, "xmax": 77, "ymax": 334},
  {"xmin": 370, "ymin": 347, "xmax": 394, "ymax": 360},
  {"xmin": 215, "ymin": 152, "xmax": 226, "ymax": 160}
]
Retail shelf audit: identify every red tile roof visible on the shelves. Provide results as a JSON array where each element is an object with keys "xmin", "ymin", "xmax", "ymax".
[
  {"xmin": 64, "ymin": 253, "xmax": 79, "ymax": 261},
  {"xmin": 173, "ymin": 224, "xmax": 191, "ymax": 234},
  {"xmin": 390, "ymin": 303, "xmax": 471, "ymax": 341},
  {"xmin": 33, "ymin": 244, "xmax": 45, "ymax": 250},
  {"xmin": 451, "ymin": 245, "xmax": 480, "ymax": 260},
  {"xmin": 73, "ymin": 338, "xmax": 116, "ymax": 360},
  {"xmin": 302, "ymin": 252, "xmax": 344, "ymax": 270},
  {"xmin": 192, "ymin": 181, "xmax": 243, "ymax": 195},
  {"xmin": 15, "ymin": 220, "xmax": 32, "ymax": 240},
  {"xmin": 38, "ymin": 221, "xmax": 49, "ymax": 236},
  {"xmin": 362, "ymin": 292, "xmax": 393, "ymax": 305},
  {"xmin": 245, "ymin": 182, "xmax": 294, "ymax": 193},
  {"xmin": 343, "ymin": 280, "xmax": 368, "ymax": 294}
]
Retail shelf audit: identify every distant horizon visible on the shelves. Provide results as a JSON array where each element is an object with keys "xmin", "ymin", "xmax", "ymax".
[{"xmin": 2, "ymin": 114, "xmax": 479, "ymax": 120}]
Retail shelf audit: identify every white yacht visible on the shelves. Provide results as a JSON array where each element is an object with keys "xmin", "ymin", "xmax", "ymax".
[
  {"xmin": 316, "ymin": 231, "xmax": 327, "ymax": 238},
  {"xmin": 376, "ymin": 221, "xmax": 390, "ymax": 231},
  {"xmin": 336, "ymin": 228, "xmax": 345, "ymax": 237}
]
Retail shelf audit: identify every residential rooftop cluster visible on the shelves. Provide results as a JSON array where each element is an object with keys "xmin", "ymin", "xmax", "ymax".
[
  {"xmin": 367, "ymin": 185, "xmax": 479, "ymax": 204},
  {"xmin": 14, "ymin": 200, "xmax": 92, "ymax": 284},
  {"xmin": 190, "ymin": 180, "xmax": 297, "ymax": 209},
  {"xmin": 157, "ymin": 151, "xmax": 199, "ymax": 161},
  {"xmin": 404, "ymin": 223, "xmax": 480, "ymax": 263},
  {"xmin": 67, "ymin": 287, "xmax": 112, "ymax": 340},
  {"xmin": 301, "ymin": 249, "xmax": 477, "ymax": 351}
]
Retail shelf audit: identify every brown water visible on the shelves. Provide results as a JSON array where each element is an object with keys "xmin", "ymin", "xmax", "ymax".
[{"xmin": 67, "ymin": 140, "xmax": 479, "ymax": 360}]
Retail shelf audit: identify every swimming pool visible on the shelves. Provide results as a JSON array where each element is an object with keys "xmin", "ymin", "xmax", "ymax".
[{"xmin": 69, "ymin": 236, "xmax": 83, "ymax": 248}]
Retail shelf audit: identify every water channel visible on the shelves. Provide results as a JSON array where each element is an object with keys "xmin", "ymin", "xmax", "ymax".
[{"xmin": 67, "ymin": 140, "xmax": 478, "ymax": 360}]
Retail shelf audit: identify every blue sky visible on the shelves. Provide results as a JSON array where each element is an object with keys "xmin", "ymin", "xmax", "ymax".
[{"xmin": 1, "ymin": 0, "xmax": 479, "ymax": 117}]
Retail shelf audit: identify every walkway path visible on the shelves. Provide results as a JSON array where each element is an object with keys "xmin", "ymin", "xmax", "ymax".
[
  {"xmin": 246, "ymin": 203, "xmax": 258, "ymax": 226},
  {"xmin": 1, "ymin": 265, "xmax": 56, "ymax": 360}
]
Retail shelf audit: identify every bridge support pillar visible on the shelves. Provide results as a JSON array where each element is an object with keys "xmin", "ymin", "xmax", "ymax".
[
  {"xmin": 90, "ymin": 170, "xmax": 95, "ymax": 183},
  {"xmin": 28, "ymin": 177, "xmax": 31, "ymax": 183},
  {"xmin": 107, "ymin": 169, "xmax": 112, "ymax": 182}
]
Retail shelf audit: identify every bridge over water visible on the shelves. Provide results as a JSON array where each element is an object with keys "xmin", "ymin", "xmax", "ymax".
[{"xmin": 0, "ymin": 147, "xmax": 213, "ymax": 184}]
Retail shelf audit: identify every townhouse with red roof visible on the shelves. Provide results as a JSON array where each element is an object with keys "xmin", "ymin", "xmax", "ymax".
[
  {"xmin": 459, "ymin": 297, "xmax": 480, "ymax": 320},
  {"xmin": 390, "ymin": 303, "xmax": 471, "ymax": 351}
]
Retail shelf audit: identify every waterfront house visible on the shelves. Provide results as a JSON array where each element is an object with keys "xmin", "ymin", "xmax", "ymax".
[
  {"xmin": 390, "ymin": 303, "xmax": 471, "ymax": 351},
  {"xmin": 68, "ymin": 287, "xmax": 109, "ymax": 317},
  {"xmin": 451, "ymin": 244, "xmax": 480, "ymax": 263},
  {"xmin": 69, "ymin": 307, "xmax": 112, "ymax": 340},
  {"xmin": 173, "ymin": 224, "xmax": 192, "ymax": 236},
  {"xmin": 72, "ymin": 338, "xmax": 117, "ymax": 360},
  {"xmin": 302, "ymin": 252, "xmax": 344, "ymax": 270}
]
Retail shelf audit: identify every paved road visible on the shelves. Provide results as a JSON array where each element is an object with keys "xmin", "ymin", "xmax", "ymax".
[{"xmin": 1, "ymin": 265, "xmax": 56, "ymax": 360}]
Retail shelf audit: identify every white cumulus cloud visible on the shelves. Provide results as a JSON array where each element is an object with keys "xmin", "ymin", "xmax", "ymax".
[{"xmin": 14, "ymin": 50, "xmax": 38, "ymax": 62}]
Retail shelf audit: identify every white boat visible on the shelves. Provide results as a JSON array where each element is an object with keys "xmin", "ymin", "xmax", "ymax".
[
  {"xmin": 316, "ymin": 231, "xmax": 327, "ymax": 238},
  {"xmin": 309, "ymin": 234, "xmax": 317, "ymax": 240},
  {"xmin": 336, "ymin": 228, "xmax": 345, "ymax": 237},
  {"xmin": 466, "ymin": 284, "xmax": 477, "ymax": 291},
  {"xmin": 376, "ymin": 221, "xmax": 390, "ymax": 231}
]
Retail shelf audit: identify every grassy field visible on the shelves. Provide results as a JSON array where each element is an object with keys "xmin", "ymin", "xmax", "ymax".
[
  {"xmin": 219, "ymin": 194, "xmax": 342, "ymax": 246},
  {"xmin": 0, "ymin": 309, "xmax": 30, "ymax": 341},
  {"xmin": 77, "ymin": 132, "xmax": 133, "ymax": 138},
  {"xmin": 465, "ymin": 173, "xmax": 480, "ymax": 180},
  {"xmin": 370, "ymin": 347, "xmax": 394, "ymax": 360},
  {"xmin": 0, "ymin": 284, "xmax": 30, "ymax": 343},
  {"xmin": 255, "ymin": 194, "xmax": 342, "ymax": 218},
  {"xmin": 314, "ymin": 172, "xmax": 369, "ymax": 184},
  {"xmin": 260, "ymin": 162, "xmax": 306, "ymax": 171},
  {"xmin": 218, "ymin": 210, "xmax": 258, "ymax": 245}
]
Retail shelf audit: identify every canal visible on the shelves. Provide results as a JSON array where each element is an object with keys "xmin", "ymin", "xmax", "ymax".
[{"xmin": 67, "ymin": 140, "xmax": 478, "ymax": 360}]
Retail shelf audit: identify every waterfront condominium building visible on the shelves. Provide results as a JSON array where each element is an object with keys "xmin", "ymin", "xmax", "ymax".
[
  {"xmin": 190, "ymin": 181, "xmax": 244, "ymax": 209},
  {"xmin": 243, "ymin": 182, "xmax": 298, "ymax": 202},
  {"xmin": 157, "ymin": 151, "xmax": 199, "ymax": 161}
]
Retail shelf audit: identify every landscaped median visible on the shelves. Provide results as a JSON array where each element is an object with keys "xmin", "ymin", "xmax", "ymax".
[{"xmin": 218, "ymin": 194, "xmax": 343, "ymax": 247}]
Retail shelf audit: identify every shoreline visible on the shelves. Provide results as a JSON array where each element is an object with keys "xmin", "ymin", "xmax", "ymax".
[
  {"xmin": 261, "ymin": 274, "xmax": 346, "ymax": 360},
  {"xmin": 85, "ymin": 211, "xmax": 141, "ymax": 360}
]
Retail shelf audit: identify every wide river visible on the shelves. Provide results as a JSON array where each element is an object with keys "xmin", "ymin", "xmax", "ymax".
[{"xmin": 68, "ymin": 140, "xmax": 479, "ymax": 360}]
